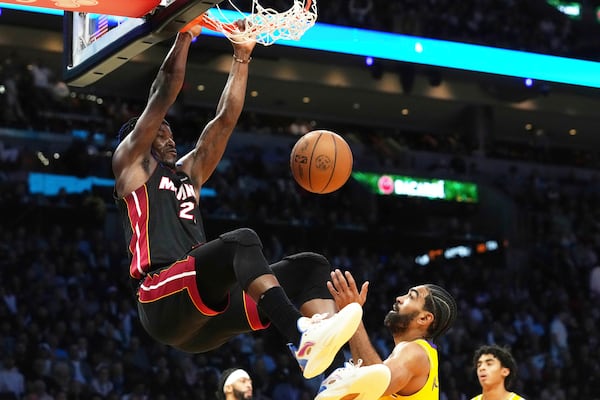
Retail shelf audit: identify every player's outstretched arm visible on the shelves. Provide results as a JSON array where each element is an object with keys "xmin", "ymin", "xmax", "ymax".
[
  {"xmin": 178, "ymin": 20, "xmax": 256, "ymax": 192},
  {"xmin": 328, "ymin": 269, "xmax": 383, "ymax": 365},
  {"xmin": 112, "ymin": 26, "xmax": 201, "ymax": 191}
]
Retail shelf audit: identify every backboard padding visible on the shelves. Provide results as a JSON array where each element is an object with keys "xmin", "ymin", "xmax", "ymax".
[{"xmin": 0, "ymin": 0, "xmax": 161, "ymax": 18}]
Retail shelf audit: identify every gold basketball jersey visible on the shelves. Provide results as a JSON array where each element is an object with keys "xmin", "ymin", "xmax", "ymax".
[
  {"xmin": 379, "ymin": 339, "xmax": 439, "ymax": 400},
  {"xmin": 471, "ymin": 393, "xmax": 526, "ymax": 400}
]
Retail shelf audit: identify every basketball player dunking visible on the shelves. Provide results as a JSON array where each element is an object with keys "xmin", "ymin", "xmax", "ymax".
[{"xmin": 111, "ymin": 19, "xmax": 362, "ymax": 380}]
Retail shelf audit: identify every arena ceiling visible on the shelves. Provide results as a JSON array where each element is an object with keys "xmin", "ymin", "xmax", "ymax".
[{"xmin": 1, "ymin": 7, "xmax": 600, "ymax": 153}]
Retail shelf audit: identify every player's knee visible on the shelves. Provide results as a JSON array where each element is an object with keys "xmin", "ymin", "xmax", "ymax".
[
  {"xmin": 219, "ymin": 228, "xmax": 263, "ymax": 248},
  {"xmin": 284, "ymin": 252, "xmax": 330, "ymax": 270},
  {"xmin": 283, "ymin": 252, "xmax": 332, "ymax": 280},
  {"xmin": 284, "ymin": 252, "xmax": 333, "ymax": 304}
]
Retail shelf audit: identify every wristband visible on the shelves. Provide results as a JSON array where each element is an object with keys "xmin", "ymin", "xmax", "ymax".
[
  {"xmin": 233, "ymin": 55, "xmax": 252, "ymax": 64},
  {"xmin": 183, "ymin": 31, "xmax": 194, "ymax": 40}
]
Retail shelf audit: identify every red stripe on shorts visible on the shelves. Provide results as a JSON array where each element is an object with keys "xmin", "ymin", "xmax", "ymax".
[{"xmin": 138, "ymin": 256, "xmax": 227, "ymax": 316}]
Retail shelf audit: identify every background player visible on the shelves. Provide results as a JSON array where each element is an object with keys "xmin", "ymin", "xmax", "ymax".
[
  {"xmin": 216, "ymin": 368, "xmax": 253, "ymax": 400},
  {"xmin": 471, "ymin": 344, "xmax": 526, "ymax": 400}
]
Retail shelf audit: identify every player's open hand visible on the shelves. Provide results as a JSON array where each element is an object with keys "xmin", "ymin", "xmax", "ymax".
[{"xmin": 327, "ymin": 269, "xmax": 369, "ymax": 309}]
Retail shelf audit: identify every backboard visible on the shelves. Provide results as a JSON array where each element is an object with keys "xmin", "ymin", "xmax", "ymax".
[{"xmin": 63, "ymin": 0, "xmax": 225, "ymax": 87}]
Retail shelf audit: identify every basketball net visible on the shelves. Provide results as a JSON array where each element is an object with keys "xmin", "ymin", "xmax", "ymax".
[{"xmin": 192, "ymin": 0, "xmax": 317, "ymax": 46}]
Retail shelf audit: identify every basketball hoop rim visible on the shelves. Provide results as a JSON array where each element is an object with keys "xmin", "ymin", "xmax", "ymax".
[{"xmin": 195, "ymin": 0, "xmax": 318, "ymax": 45}]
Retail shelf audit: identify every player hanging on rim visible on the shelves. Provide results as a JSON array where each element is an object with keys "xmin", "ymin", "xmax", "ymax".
[{"xmin": 111, "ymin": 19, "xmax": 361, "ymax": 380}]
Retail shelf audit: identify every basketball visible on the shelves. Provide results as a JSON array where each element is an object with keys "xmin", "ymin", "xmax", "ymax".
[{"xmin": 290, "ymin": 130, "xmax": 353, "ymax": 194}]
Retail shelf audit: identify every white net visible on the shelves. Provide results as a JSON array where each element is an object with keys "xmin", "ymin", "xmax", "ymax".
[{"xmin": 204, "ymin": 0, "xmax": 318, "ymax": 46}]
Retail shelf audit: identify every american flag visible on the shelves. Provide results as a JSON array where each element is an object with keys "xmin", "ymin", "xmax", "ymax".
[{"xmin": 90, "ymin": 14, "xmax": 109, "ymax": 42}]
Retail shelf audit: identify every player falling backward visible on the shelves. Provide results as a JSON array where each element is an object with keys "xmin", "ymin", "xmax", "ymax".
[
  {"xmin": 314, "ymin": 270, "xmax": 458, "ymax": 400},
  {"xmin": 111, "ymin": 18, "xmax": 363, "ymax": 380}
]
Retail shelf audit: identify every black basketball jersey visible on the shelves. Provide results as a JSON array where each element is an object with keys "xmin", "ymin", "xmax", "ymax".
[{"xmin": 116, "ymin": 163, "xmax": 206, "ymax": 280}]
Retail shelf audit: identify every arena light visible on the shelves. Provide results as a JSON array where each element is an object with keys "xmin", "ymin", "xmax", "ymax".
[
  {"xmin": 293, "ymin": 23, "xmax": 600, "ymax": 88},
  {"xmin": 204, "ymin": 10, "xmax": 600, "ymax": 89},
  {"xmin": 414, "ymin": 240, "xmax": 505, "ymax": 266},
  {"xmin": 547, "ymin": 0, "xmax": 581, "ymax": 19},
  {"xmin": 28, "ymin": 172, "xmax": 217, "ymax": 197}
]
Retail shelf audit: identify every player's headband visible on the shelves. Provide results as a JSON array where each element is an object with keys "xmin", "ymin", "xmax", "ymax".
[{"xmin": 223, "ymin": 369, "xmax": 250, "ymax": 393}]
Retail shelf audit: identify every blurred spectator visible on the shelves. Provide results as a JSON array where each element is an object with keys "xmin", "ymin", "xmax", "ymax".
[
  {"xmin": 2, "ymin": 71, "xmax": 600, "ymax": 399},
  {"xmin": 0, "ymin": 355, "xmax": 25, "ymax": 399},
  {"xmin": 66, "ymin": 344, "xmax": 93, "ymax": 386},
  {"xmin": 549, "ymin": 312, "xmax": 571, "ymax": 367},
  {"xmin": 24, "ymin": 379, "xmax": 53, "ymax": 400},
  {"xmin": 590, "ymin": 264, "xmax": 600, "ymax": 299},
  {"xmin": 90, "ymin": 364, "xmax": 114, "ymax": 398}
]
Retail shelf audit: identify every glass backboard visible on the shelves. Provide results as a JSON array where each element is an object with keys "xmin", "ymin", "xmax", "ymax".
[{"xmin": 63, "ymin": 0, "xmax": 224, "ymax": 87}]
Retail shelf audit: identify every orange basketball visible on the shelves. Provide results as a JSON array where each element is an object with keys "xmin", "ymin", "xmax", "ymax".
[{"xmin": 290, "ymin": 130, "xmax": 353, "ymax": 194}]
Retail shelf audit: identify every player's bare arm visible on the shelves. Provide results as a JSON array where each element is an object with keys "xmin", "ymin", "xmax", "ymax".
[
  {"xmin": 178, "ymin": 21, "xmax": 256, "ymax": 196},
  {"xmin": 328, "ymin": 269, "xmax": 432, "ymax": 397},
  {"xmin": 328, "ymin": 269, "xmax": 382, "ymax": 364},
  {"xmin": 112, "ymin": 25, "xmax": 201, "ymax": 197},
  {"xmin": 384, "ymin": 340, "xmax": 430, "ymax": 396},
  {"xmin": 347, "ymin": 322, "xmax": 384, "ymax": 365}
]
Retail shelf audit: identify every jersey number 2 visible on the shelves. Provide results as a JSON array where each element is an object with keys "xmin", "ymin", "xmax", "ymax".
[{"xmin": 180, "ymin": 202, "xmax": 195, "ymax": 220}]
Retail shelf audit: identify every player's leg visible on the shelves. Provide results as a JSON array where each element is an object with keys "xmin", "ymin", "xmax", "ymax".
[
  {"xmin": 269, "ymin": 252, "xmax": 337, "ymax": 318},
  {"xmin": 135, "ymin": 228, "xmax": 268, "ymax": 351},
  {"xmin": 270, "ymin": 252, "xmax": 349, "ymax": 377},
  {"xmin": 191, "ymin": 228, "xmax": 363, "ymax": 378},
  {"xmin": 177, "ymin": 253, "xmax": 338, "ymax": 352},
  {"xmin": 198, "ymin": 228, "xmax": 304, "ymax": 343},
  {"xmin": 175, "ymin": 285, "xmax": 269, "ymax": 353},
  {"xmin": 136, "ymin": 257, "xmax": 223, "ymax": 347}
]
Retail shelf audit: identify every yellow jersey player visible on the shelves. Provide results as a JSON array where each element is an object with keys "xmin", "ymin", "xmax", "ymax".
[
  {"xmin": 315, "ymin": 269, "xmax": 457, "ymax": 400},
  {"xmin": 471, "ymin": 344, "xmax": 526, "ymax": 400}
]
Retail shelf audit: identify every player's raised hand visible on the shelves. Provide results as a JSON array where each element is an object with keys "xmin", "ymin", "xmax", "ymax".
[
  {"xmin": 229, "ymin": 19, "xmax": 256, "ymax": 58},
  {"xmin": 179, "ymin": 14, "xmax": 204, "ymax": 38},
  {"xmin": 187, "ymin": 24, "xmax": 202, "ymax": 38},
  {"xmin": 327, "ymin": 269, "xmax": 369, "ymax": 309}
]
